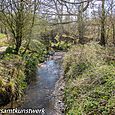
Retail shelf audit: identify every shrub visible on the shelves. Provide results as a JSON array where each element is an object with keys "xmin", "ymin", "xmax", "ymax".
[{"xmin": 22, "ymin": 40, "xmax": 47, "ymax": 83}]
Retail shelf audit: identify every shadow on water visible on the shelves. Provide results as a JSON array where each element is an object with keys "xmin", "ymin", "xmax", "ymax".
[{"xmin": 18, "ymin": 59, "xmax": 61, "ymax": 115}]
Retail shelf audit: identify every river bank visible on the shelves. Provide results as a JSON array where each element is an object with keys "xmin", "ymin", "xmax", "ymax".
[
  {"xmin": 53, "ymin": 68, "xmax": 65, "ymax": 115},
  {"xmin": 52, "ymin": 52, "xmax": 65, "ymax": 115},
  {"xmin": 1, "ymin": 52, "xmax": 66, "ymax": 115}
]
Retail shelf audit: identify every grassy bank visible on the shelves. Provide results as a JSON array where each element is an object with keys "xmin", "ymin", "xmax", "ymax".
[
  {"xmin": 0, "ymin": 41, "xmax": 47, "ymax": 107},
  {"xmin": 0, "ymin": 54, "xmax": 26, "ymax": 106},
  {"xmin": 63, "ymin": 42, "xmax": 115, "ymax": 115}
]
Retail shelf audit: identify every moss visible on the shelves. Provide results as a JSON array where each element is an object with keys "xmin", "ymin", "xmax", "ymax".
[{"xmin": 0, "ymin": 54, "xmax": 26, "ymax": 106}]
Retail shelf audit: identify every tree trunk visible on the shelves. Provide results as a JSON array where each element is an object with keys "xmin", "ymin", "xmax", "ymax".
[
  {"xmin": 14, "ymin": 0, "xmax": 24, "ymax": 54},
  {"xmin": 100, "ymin": 0, "xmax": 106, "ymax": 46},
  {"xmin": 15, "ymin": 36, "xmax": 22, "ymax": 54},
  {"xmin": 78, "ymin": 4, "xmax": 85, "ymax": 44}
]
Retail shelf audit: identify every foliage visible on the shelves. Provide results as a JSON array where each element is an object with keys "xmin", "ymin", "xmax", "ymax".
[
  {"xmin": 63, "ymin": 42, "xmax": 115, "ymax": 115},
  {"xmin": 40, "ymin": 28, "xmax": 74, "ymax": 52},
  {"xmin": 50, "ymin": 34, "xmax": 72, "ymax": 50},
  {"xmin": 22, "ymin": 40, "xmax": 47, "ymax": 82}
]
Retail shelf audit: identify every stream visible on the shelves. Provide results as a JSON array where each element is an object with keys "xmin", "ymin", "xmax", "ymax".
[{"xmin": 17, "ymin": 52, "xmax": 64, "ymax": 115}]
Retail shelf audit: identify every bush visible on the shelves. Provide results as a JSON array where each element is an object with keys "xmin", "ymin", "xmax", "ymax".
[
  {"xmin": 63, "ymin": 42, "xmax": 115, "ymax": 115},
  {"xmin": 51, "ymin": 40, "xmax": 72, "ymax": 50},
  {"xmin": 22, "ymin": 40, "xmax": 47, "ymax": 83}
]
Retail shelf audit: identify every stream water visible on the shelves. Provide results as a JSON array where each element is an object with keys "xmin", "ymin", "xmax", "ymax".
[{"xmin": 17, "ymin": 53, "xmax": 64, "ymax": 115}]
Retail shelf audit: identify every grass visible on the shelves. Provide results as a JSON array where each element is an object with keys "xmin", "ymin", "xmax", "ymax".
[
  {"xmin": 0, "ymin": 54, "xmax": 26, "ymax": 106},
  {"xmin": 63, "ymin": 42, "xmax": 115, "ymax": 115}
]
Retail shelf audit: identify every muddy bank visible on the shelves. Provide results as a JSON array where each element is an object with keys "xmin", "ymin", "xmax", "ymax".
[
  {"xmin": 52, "ymin": 52, "xmax": 65, "ymax": 115},
  {"xmin": 53, "ymin": 69, "xmax": 65, "ymax": 115}
]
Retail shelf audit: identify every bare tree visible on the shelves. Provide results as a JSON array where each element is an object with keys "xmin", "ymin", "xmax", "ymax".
[{"xmin": 0, "ymin": 0, "xmax": 38, "ymax": 54}]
